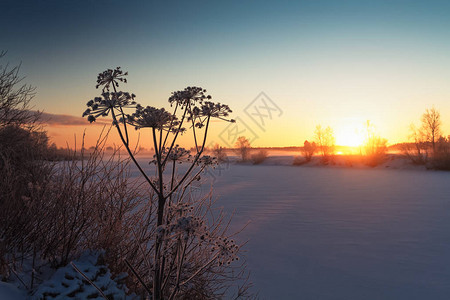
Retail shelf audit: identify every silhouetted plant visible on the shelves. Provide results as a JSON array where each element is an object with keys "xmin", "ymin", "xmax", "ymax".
[{"xmin": 83, "ymin": 68, "xmax": 249, "ymax": 299}]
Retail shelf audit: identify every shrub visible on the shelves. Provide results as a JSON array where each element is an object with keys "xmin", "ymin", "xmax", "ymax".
[
  {"xmin": 212, "ymin": 143, "xmax": 228, "ymax": 163},
  {"xmin": 251, "ymin": 149, "xmax": 268, "ymax": 165},
  {"xmin": 429, "ymin": 136, "xmax": 450, "ymax": 170},
  {"xmin": 361, "ymin": 121, "xmax": 388, "ymax": 167},
  {"xmin": 363, "ymin": 137, "xmax": 387, "ymax": 167},
  {"xmin": 0, "ymin": 131, "xmax": 147, "ymax": 292},
  {"xmin": 301, "ymin": 140, "xmax": 316, "ymax": 162},
  {"xmin": 0, "ymin": 56, "xmax": 153, "ymax": 296},
  {"xmin": 402, "ymin": 124, "xmax": 428, "ymax": 165}
]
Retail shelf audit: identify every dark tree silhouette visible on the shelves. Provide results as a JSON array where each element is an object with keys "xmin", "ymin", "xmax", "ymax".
[{"xmin": 0, "ymin": 51, "xmax": 39, "ymax": 128}]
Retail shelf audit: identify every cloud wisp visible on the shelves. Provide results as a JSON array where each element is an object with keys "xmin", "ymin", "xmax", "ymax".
[{"xmin": 40, "ymin": 111, "xmax": 110, "ymax": 126}]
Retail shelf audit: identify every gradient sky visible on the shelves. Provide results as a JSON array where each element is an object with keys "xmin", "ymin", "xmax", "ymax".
[{"xmin": 3, "ymin": 0, "xmax": 450, "ymax": 148}]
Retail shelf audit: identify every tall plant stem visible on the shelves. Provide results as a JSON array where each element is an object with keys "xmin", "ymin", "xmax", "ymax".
[
  {"xmin": 165, "ymin": 116, "xmax": 210, "ymax": 200},
  {"xmin": 112, "ymin": 83, "xmax": 130, "ymax": 146},
  {"xmin": 162, "ymin": 103, "xmax": 178, "ymax": 149},
  {"xmin": 162, "ymin": 108, "xmax": 188, "ymax": 167},
  {"xmin": 110, "ymin": 109, "xmax": 158, "ymax": 193}
]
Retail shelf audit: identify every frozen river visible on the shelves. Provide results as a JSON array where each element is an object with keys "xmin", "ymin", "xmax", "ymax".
[{"xmin": 199, "ymin": 164, "xmax": 450, "ymax": 299}]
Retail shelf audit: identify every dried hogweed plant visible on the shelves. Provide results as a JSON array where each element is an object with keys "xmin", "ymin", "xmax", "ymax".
[{"xmin": 83, "ymin": 68, "xmax": 249, "ymax": 299}]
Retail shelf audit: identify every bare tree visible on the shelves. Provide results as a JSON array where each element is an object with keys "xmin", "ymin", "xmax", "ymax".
[
  {"xmin": 403, "ymin": 123, "xmax": 428, "ymax": 164},
  {"xmin": 0, "ymin": 51, "xmax": 39, "ymax": 128},
  {"xmin": 235, "ymin": 136, "xmax": 251, "ymax": 161},
  {"xmin": 421, "ymin": 107, "xmax": 441, "ymax": 154},
  {"xmin": 314, "ymin": 125, "xmax": 335, "ymax": 162}
]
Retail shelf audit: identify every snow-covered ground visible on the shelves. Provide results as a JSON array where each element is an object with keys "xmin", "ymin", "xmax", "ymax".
[
  {"xmin": 127, "ymin": 153, "xmax": 450, "ymax": 299},
  {"xmin": 201, "ymin": 162, "xmax": 450, "ymax": 299},
  {"xmin": 5, "ymin": 154, "xmax": 448, "ymax": 299},
  {"xmin": 0, "ymin": 282, "xmax": 26, "ymax": 300}
]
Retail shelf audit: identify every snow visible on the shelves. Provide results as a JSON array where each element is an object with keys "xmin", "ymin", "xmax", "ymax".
[
  {"xmin": 126, "ymin": 153, "xmax": 450, "ymax": 298},
  {"xmin": 0, "ymin": 281, "xmax": 26, "ymax": 299},
  {"xmin": 33, "ymin": 252, "xmax": 131, "ymax": 299},
  {"xmin": 5, "ymin": 153, "xmax": 449, "ymax": 299},
  {"xmin": 1, "ymin": 252, "xmax": 133, "ymax": 300},
  {"xmin": 204, "ymin": 162, "xmax": 450, "ymax": 299}
]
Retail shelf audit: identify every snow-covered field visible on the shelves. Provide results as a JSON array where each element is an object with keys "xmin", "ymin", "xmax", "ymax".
[
  {"xmin": 200, "ymin": 162, "xmax": 450, "ymax": 299},
  {"xmin": 4, "ymin": 155, "xmax": 448, "ymax": 299}
]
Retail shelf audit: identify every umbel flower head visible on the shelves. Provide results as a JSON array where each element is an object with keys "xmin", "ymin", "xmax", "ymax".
[
  {"xmin": 200, "ymin": 101, "xmax": 232, "ymax": 118},
  {"xmin": 161, "ymin": 145, "xmax": 191, "ymax": 162},
  {"xmin": 126, "ymin": 104, "xmax": 178, "ymax": 130},
  {"xmin": 168, "ymin": 87, "xmax": 235, "ymax": 122},
  {"xmin": 168, "ymin": 86, "xmax": 211, "ymax": 107},
  {"xmin": 168, "ymin": 202, "xmax": 194, "ymax": 216},
  {"xmin": 82, "ymin": 92, "xmax": 136, "ymax": 123},
  {"xmin": 96, "ymin": 67, "xmax": 128, "ymax": 91},
  {"xmin": 169, "ymin": 215, "xmax": 208, "ymax": 241},
  {"xmin": 189, "ymin": 101, "xmax": 235, "ymax": 128},
  {"xmin": 196, "ymin": 155, "xmax": 218, "ymax": 167},
  {"xmin": 212, "ymin": 237, "xmax": 239, "ymax": 266}
]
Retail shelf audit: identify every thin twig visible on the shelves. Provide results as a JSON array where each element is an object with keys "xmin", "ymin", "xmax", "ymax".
[
  {"xmin": 71, "ymin": 262, "xmax": 109, "ymax": 300},
  {"xmin": 125, "ymin": 259, "xmax": 153, "ymax": 296}
]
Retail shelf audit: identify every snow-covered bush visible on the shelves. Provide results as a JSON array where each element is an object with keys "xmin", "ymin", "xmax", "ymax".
[{"xmin": 33, "ymin": 252, "xmax": 130, "ymax": 299}]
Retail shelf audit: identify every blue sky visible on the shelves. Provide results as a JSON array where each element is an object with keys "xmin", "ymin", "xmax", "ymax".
[{"xmin": 2, "ymin": 0, "xmax": 450, "ymax": 147}]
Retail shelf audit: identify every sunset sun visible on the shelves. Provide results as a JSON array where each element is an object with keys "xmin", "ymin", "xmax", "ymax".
[{"xmin": 335, "ymin": 125, "xmax": 365, "ymax": 148}]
